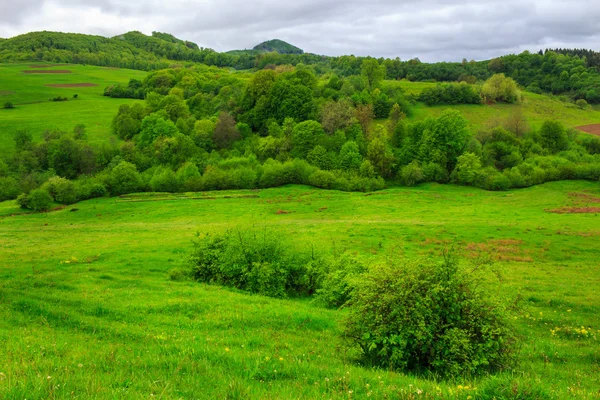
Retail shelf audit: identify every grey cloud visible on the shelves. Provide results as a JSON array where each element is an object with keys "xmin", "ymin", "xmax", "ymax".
[{"xmin": 1, "ymin": 0, "xmax": 599, "ymax": 62}]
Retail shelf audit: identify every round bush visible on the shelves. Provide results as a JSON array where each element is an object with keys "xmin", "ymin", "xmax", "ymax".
[
  {"xmin": 27, "ymin": 189, "xmax": 53, "ymax": 211},
  {"xmin": 343, "ymin": 255, "xmax": 518, "ymax": 377}
]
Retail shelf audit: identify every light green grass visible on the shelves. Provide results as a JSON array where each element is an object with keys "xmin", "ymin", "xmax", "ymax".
[
  {"xmin": 383, "ymin": 79, "xmax": 600, "ymax": 132},
  {"xmin": 1, "ymin": 182, "xmax": 599, "ymax": 398},
  {"xmin": 0, "ymin": 63, "xmax": 146, "ymax": 154}
]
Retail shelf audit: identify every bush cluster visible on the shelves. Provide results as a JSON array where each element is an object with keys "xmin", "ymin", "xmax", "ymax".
[{"xmin": 342, "ymin": 254, "xmax": 519, "ymax": 377}]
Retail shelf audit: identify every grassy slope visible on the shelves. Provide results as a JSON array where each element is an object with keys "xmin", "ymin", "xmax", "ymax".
[
  {"xmin": 383, "ymin": 80, "xmax": 600, "ymax": 131},
  {"xmin": 1, "ymin": 182, "xmax": 599, "ymax": 398},
  {"xmin": 0, "ymin": 63, "xmax": 146, "ymax": 154}
]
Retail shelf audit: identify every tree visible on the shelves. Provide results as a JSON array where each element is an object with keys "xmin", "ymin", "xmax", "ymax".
[
  {"xmin": 42, "ymin": 176, "xmax": 77, "ymax": 204},
  {"xmin": 213, "ymin": 111, "xmax": 240, "ymax": 149},
  {"xmin": 291, "ymin": 120, "xmax": 325, "ymax": 159},
  {"xmin": 361, "ymin": 59, "xmax": 386, "ymax": 88},
  {"xmin": 482, "ymin": 74, "xmax": 520, "ymax": 103},
  {"xmin": 339, "ymin": 141, "xmax": 363, "ymax": 171},
  {"xmin": 454, "ymin": 152, "xmax": 482, "ymax": 185},
  {"xmin": 540, "ymin": 120, "xmax": 568, "ymax": 153},
  {"xmin": 367, "ymin": 137, "xmax": 395, "ymax": 178},
  {"xmin": 503, "ymin": 108, "xmax": 529, "ymax": 137},
  {"xmin": 109, "ymin": 161, "xmax": 142, "ymax": 195},
  {"xmin": 320, "ymin": 99, "xmax": 355, "ymax": 134},
  {"xmin": 138, "ymin": 114, "xmax": 179, "ymax": 147},
  {"xmin": 418, "ymin": 110, "xmax": 471, "ymax": 172},
  {"xmin": 355, "ymin": 104, "xmax": 374, "ymax": 135},
  {"xmin": 14, "ymin": 130, "xmax": 33, "ymax": 151}
]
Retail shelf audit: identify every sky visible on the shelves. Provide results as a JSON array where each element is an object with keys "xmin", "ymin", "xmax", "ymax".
[{"xmin": 1, "ymin": 0, "xmax": 599, "ymax": 62}]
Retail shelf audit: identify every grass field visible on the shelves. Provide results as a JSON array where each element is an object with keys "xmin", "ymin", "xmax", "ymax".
[
  {"xmin": 0, "ymin": 63, "xmax": 146, "ymax": 155},
  {"xmin": 1, "ymin": 182, "xmax": 599, "ymax": 398},
  {"xmin": 382, "ymin": 80, "xmax": 600, "ymax": 132}
]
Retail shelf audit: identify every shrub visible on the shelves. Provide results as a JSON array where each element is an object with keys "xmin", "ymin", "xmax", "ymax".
[
  {"xmin": 150, "ymin": 167, "xmax": 180, "ymax": 192},
  {"xmin": 308, "ymin": 170, "xmax": 336, "ymax": 189},
  {"xmin": 42, "ymin": 176, "xmax": 77, "ymax": 204},
  {"xmin": 343, "ymin": 253, "xmax": 519, "ymax": 377},
  {"xmin": 314, "ymin": 254, "xmax": 367, "ymax": 308},
  {"xmin": 109, "ymin": 161, "xmax": 142, "ymax": 195},
  {"xmin": 19, "ymin": 189, "xmax": 53, "ymax": 211},
  {"xmin": 189, "ymin": 227, "xmax": 320, "ymax": 298},
  {"xmin": 401, "ymin": 161, "xmax": 424, "ymax": 186},
  {"xmin": 77, "ymin": 183, "xmax": 108, "ymax": 200},
  {"xmin": 482, "ymin": 74, "xmax": 520, "ymax": 103},
  {"xmin": 576, "ymin": 99, "xmax": 589, "ymax": 110},
  {"xmin": 4, "ymin": 102, "xmax": 14, "ymax": 109},
  {"xmin": 0, "ymin": 177, "xmax": 20, "ymax": 201}
]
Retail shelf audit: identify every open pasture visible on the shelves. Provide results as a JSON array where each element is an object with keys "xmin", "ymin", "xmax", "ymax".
[
  {"xmin": 0, "ymin": 181, "xmax": 599, "ymax": 398},
  {"xmin": 0, "ymin": 63, "xmax": 146, "ymax": 154}
]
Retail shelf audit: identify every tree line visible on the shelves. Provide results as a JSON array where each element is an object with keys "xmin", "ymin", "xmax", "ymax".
[{"xmin": 2, "ymin": 61, "xmax": 600, "ymax": 211}]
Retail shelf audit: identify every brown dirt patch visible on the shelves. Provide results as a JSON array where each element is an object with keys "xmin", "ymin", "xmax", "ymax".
[
  {"xmin": 29, "ymin": 64, "xmax": 69, "ymax": 68},
  {"xmin": 276, "ymin": 209, "xmax": 294, "ymax": 215},
  {"xmin": 568, "ymin": 192, "xmax": 600, "ymax": 203},
  {"xmin": 547, "ymin": 207, "xmax": 600, "ymax": 214},
  {"xmin": 0, "ymin": 90, "xmax": 14, "ymax": 96},
  {"xmin": 45, "ymin": 83, "xmax": 98, "ymax": 88},
  {"xmin": 576, "ymin": 124, "xmax": 600, "ymax": 137},
  {"xmin": 22, "ymin": 70, "xmax": 72, "ymax": 74}
]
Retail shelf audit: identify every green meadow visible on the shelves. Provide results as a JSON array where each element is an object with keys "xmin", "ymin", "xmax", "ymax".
[
  {"xmin": 1, "ymin": 181, "xmax": 599, "ymax": 398},
  {"xmin": 382, "ymin": 80, "xmax": 600, "ymax": 131},
  {"xmin": 0, "ymin": 63, "xmax": 146, "ymax": 154}
]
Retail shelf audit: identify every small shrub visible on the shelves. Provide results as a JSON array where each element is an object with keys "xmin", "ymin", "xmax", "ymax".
[
  {"xmin": 73, "ymin": 94, "xmax": 79, "ymax": 99},
  {"xmin": 343, "ymin": 253, "xmax": 519, "ymax": 377},
  {"xmin": 0, "ymin": 177, "xmax": 20, "ymax": 201},
  {"xmin": 42, "ymin": 176, "xmax": 77, "ymax": 204},
  {"xmin": 4, "ymin": 102, "xmax": 14, "ymax": 109},
  {"xmin": 401, "ymin": 161, "xmax": 424, "ymax": 186},
  {"xmin": 21, "ymin": 189, "xmax": 53, "ymax": 211}
]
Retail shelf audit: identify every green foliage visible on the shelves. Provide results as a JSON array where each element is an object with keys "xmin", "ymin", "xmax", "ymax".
[
  {"xmin": 361, "ymin": 59, "xmax": 386, "ymax": 88},
  {"xmin": 252, "ymin": 39, "xmax": 303, "ymax": 55},
  {"xmin": 150, "ymin": 166, "xmax": 180, "ymax": 192},
  {"xmin": 343, "ymin": 253, "xmax": 519, "ymax": 377},
  {"xmin": 0, "ymin": 176, "xmax": 20, "ymax": 201},
  {"xmin": 108, "ymin": 161, "xmax": 142, "ymax": 195},
  {"xmin": 419, "ymin": 82, "xmax": 482, "ymax": 106},
  {"xmin": 42, "ymin": 176, "xmax": 77, "ymax": 204},
  {"xmin": 291, "ymin": 121, "xmax": 325, "ymax": 159},
  {"xmin": 540, "ymin": 120, "xmax": 569, "ymax": 153},
  {"xmin": 189, "ymin": 227, "xmax": 319, "ymax": 297},
  {"xmin": 454, "ymin": 152, "xmax": 482, "ymax": 185},
  {"xmin": 314, "ymin": 254, "xmax": 367, "ymax": 308},
  {"xmin": 4, "ymin": 101, "xmax": 14, "ymax": 109},
  {"xmin": 18, "ymin": 188, "xmax": 53, "ymax": 211},
  {"xmin": 401, "ymin": 161, "xmax": 425, "ymax": 186},
  {"xmin": 138, "ymin": 114, "xmax": 179, "ymax": 147},
  {"xmin": 482, "ymin": 74, "xmax": 520, "ymax": 103}
]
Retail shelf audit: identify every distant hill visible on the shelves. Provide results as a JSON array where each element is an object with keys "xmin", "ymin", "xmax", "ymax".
[
  {"xmin": 254, "ymin": 39, "xmax": 303, "ymax": 54},
  {"xmin": 227, "ymin": 39, "xmax": 304, "ymax": 56}
]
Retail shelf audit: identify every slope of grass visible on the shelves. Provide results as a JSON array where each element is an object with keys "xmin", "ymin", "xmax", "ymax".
[
  {"xmin": 0, "ymin": 63, "xmax": 146, "ymax": 154},
  {"xmin": 383, "ymin": 79, "xmax": 600, "ymax": 131},
  {"xmin": 1, "ymin": 182, "xmax": 599, "ymax": 398}
]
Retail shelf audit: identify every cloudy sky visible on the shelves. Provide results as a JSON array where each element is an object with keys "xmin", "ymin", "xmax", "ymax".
[{"xmin": 1, "ymin": 0, "xmax": 599, "ymax": 62}]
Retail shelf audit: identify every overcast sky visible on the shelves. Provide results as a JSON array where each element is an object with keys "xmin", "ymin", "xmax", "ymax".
[{"xmin": 1, "ymin": 0, "xmax": 599, "ymax": 62}]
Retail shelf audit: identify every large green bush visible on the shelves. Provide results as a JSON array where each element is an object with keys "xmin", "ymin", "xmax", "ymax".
[
  {"xmin": 42, "ymin": 176, "xmax": 77, "ymax": 204},
  {"xmin": 17, "ymin": 188, "xmax": 53, "ymax": 211},
  {"xmin": 189, "ymin": 227, "xmax": 322, "ymax": 298},
  {"xmin": 342, "ymin": 254, "xmax": 519, "ymax": 377}
]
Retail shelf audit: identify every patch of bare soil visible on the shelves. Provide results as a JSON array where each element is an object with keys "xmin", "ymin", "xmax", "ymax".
[
  {"xmin": 576, "ymin": 124, "xmax": 600, "ymax": 137},
  {"xmin": 45, "ymin": 83, "xmax": 98, "ymax": 88},
  {"xmin": 547, "ymin": 207, "xmax": 600, "ymax": 214},
  {"xmin": 22, "ymin": 70, "xmax": 72, "ymax": 74}
]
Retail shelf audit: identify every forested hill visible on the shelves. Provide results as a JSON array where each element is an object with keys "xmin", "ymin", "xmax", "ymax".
[
  {"xmin": 252, "ymin": 39, "xmax": 303, "ymax": 54},
  {"xmin": 2, "ymin": 30, "xmax": 600, "ymax": 103}
]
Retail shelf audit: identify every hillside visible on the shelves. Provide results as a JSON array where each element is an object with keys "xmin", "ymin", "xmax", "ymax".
[{"xmin": 253, "ymin": 39, "xmax": 304, "ymax": 54}]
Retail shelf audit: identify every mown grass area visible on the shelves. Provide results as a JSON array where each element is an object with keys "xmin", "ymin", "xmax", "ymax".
[
  {"xmin": 0, "ymin": 63, "xmax": 146, "ymax": 154},
  {"xmin": 383, "ymin": 79, "xmax": 600, "ymax": 132},
  {"xmin": 1, "ymin": 181, "xmax": 599, "ymax": 398}
]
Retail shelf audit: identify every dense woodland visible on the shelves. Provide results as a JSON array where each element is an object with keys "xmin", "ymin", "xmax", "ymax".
[
  {"xmin": 3, "ymin": 31, "xmax": 600, "ymax": 102},
  {"xmin": 2, "ymin": 52, "xmax": 600, "ymax": 211}
]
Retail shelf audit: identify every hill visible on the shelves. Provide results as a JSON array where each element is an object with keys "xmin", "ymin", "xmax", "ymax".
[{"xmin": 253, "ymin": 39, "xmax": 304, "ymax": 54}]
